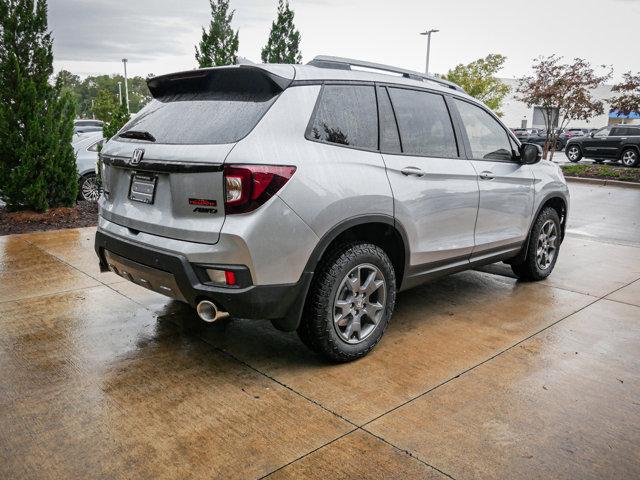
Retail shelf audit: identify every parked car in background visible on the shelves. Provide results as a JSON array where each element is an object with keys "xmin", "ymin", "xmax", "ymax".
[
  {"xmin": 72, "ymin": 132, "xmax": 104, "ymax": 201},
  {"xmin": 95, "ymin": 57, "xmax": 569, "ymax": 361},
  {"xmin": 519, "ymin": 129, "xmax": 566, "ymax": 151},
  {"xmin": 512, "ymin": 128, "xmax": 540, "ymax": 140},
  {"xmin": 562, "ymin": 128, "xmax": 590, "ymax": 139},
  {"xmin": 74, "ymin": 119, "xmax": 103, "ymax": 135},
  {"xmin": 565, "ymin": 125, "xmax": 640, "ymax": 167}
]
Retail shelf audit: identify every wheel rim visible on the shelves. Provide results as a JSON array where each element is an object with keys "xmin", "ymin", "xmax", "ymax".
[
  {"xmin": 81, "ymin": 176, "xmax": 100, "ymax": 202},
  {"xmin": 333, "ymin": 263, "xmax": 387, "ymax": 344},
  {"xmin": 622, "ymin": 150, "xmax": 637, "ymax": 167},
  {"xmin": 568, "ymin": 147, "xmax": 579, "ymax": 160},
  {"xmin": 536, "ymin": 220, "xmax": 558, "ymax": 271}
]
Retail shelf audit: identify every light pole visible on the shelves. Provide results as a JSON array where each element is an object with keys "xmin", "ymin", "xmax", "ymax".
[
  {"xmin": 121, "ymin": 58, "xmax": 130, "ymax": 114},
  {"xmin": 419, "ymin": 29, "xmax": 439, "ymax": 76},
  {"xmin": 117, "ymin": 81, "xmax": 122, "ymax": 106}
]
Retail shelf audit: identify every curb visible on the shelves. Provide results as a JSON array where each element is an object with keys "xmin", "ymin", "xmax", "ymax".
[{"xmin": 565, "ymin": 176, "xmax": 640, "ymax": 190}]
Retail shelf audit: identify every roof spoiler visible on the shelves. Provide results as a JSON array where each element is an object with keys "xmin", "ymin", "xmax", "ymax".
[
  {"xmin": 308, "ymin": 55, "xmax": 465, "ymax": 93},
  {"xmin": 146, "ymin": 65, "xmax": 294, "ymax": 99}
]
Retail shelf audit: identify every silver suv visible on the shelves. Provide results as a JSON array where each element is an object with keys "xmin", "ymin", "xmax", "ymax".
[{"xmin": 95, "ymin": 56, "xmax": 569, "ymax": 362}]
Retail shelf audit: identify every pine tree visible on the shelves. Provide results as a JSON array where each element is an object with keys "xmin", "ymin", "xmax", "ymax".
[
  {"xmin": 195, "ymin": 0, "xmax": 239, "ymax": 68},
  {"xmin": 261, "ymin": 0, "xmax": 302, "ymax": 64},
  {"xmin": 0, "ymin": 0, "xmax": 78, "ymax": 211}
]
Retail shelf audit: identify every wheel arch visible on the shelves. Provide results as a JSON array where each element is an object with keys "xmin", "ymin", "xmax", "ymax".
[
  {"xmin": 303, "ymin": 215, "xmax": 409, "ymax": 290},
  {"xmin": 273, "ymin": 215, "xmax": 409, "ymax": 333},
  {"xmin": 508, "ymin": 194, "xmax": 568, "ymax": 265}
]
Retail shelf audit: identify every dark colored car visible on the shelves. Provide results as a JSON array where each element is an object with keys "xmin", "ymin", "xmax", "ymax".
[
  {"xmin": 565, "ymin": 125, "xmax": 640, "ymax": 167},
  {"xmin": 561, "ymin": 128, "xmax": 590, "ymax": 140},
  {"xmin": 520, "ymin": 129, "xmax": 566, "ymax": 151}
]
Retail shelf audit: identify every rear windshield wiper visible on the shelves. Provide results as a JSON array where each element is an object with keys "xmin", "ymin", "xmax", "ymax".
[{"xmin": 118, "ymin": 130, "xmax": 156, "ymax": 142}]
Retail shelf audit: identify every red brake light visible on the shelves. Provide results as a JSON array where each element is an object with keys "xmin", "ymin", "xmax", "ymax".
[{"xmin": 224, "ymin": 164, "xmax": 296, "ymax": 214}]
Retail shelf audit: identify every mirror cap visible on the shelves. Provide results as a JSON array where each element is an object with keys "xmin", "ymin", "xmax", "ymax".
[{"xmin": 520, "ymin": 143, "xmax": 542, "ymax": 164}]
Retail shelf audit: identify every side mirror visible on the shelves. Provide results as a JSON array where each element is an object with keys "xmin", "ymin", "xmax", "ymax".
[
  {"xmin": 589, "ymin": 132, "xmax": 594, "ymax": 137},
  {"xmin": 520, "ymin": 143, "xmax": 542, "ymax": 164}
]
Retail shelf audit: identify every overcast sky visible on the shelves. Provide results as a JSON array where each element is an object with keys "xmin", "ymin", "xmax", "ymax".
[{"xmin": 49, "ymin": 0, "xmax": 640, "ymax": 81}]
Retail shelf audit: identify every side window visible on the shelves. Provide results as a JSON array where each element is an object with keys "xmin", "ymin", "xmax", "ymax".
[
  {"xmin": 454, "ymin": 99, "xmax": 513, "ymax": 161},
  {"xmin": 377, "ymin": 87, "xmax": 401, "ymax": 153},
  {"xmin": 87, "ymin": 140, "xmax": 104, "ymax": 152},
  {"xmin": 388, "ymin": 88, "xmax": 458, "ymax": 157},
  {"xmin": 594, "ymin": 127, "xmax": 611, "ymax": 138},
  {"xmin": 309, "ymin": 85, "xmax": 378, "ymax": 150},
  {"xmin": 610, "ymin": 127, "xmax": 623, "ymax": 136}
]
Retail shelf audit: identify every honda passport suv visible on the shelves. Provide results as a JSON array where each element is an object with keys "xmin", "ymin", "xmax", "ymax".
[{"xmin": 95, "ymin": 56, "xmax": 569, "ymax": 362}]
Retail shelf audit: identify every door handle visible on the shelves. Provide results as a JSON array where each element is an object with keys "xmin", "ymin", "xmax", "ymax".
[
  {"xmin": 621, "ymin": 137, "xmax": 628, "ymax": 140},
  {"xmin": 401, "ymin": 166, "xmax": 425, "ymax": 177},
  {"xmin": 479, "ymin": 171, "xmax": 495, "ymax": 180}
]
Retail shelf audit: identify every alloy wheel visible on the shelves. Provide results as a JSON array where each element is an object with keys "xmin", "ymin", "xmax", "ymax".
[
  {"xmin": 536, "ymin": 219, "xmax": 558, "ymax": 270},
  {"xmin": 333, "ymin": 263, "xmax": 386, "ymax": 344},
  {"xmin": 81, "ymin": 176, "xmax": 101, "ymax": 202},
  {"xmin": 621, "ymin": 150, "xmax": 637, "ymax": 167},
  {"xmin": 567, "ymin": 147, "xmax": 580, "ymax": 161}
]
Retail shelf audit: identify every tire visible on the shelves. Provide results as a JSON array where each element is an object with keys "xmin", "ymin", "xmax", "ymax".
[
  {"xmin": 511, "ymin": 207, "xmax": 561, "ymax": 281},
  {"xmin": 620, "ymin": 148, "xmax": 639, "ymax": 168},
  {"xmin": 565, "ymin": 145, "xmax": 582, "ymax": 163},
  {"xmin": 78, "ymin": 173, "xmax": 100, "ymax": 202},
  {"xmin": 297, "ymin": 242, "xmax": 396, "ymax": 362}
]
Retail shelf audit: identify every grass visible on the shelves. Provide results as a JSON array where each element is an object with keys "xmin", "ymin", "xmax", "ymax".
[{"xmin": 561, "ymin": 163, "xmax": 640, "ymax": 183}]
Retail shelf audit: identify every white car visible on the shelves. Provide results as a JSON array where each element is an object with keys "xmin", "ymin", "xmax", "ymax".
[{"xmin": 72, "ymin": 132, "xmax": 104, "ymax": 201}]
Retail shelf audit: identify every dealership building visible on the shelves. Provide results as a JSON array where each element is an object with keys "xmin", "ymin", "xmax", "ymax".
[{"xmin": 499, "ymin": 78, "xmax": 639, "ymax": 130}]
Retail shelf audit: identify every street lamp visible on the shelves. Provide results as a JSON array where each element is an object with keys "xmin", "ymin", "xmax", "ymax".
[
  {"xmin": 419, "ymin": 29, "xmax": 439, "ymax": 76},
  {"xmin": 117, "ymin": 81, "xmax": 122, "ymax": 106},
  {"xmin": 121, "ymin": 58, "xmax": 130, "ymax": 114}
]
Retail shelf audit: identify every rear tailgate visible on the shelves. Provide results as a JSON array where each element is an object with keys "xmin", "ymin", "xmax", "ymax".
[{"xmin": 98, "ymin": 65, "xmax": 294, "ymax": 245}]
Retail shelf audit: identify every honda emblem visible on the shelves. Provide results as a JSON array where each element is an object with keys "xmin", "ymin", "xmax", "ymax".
[{"xmin": 130, "ymin": 148, "xmax": 144, "ymax": 166}]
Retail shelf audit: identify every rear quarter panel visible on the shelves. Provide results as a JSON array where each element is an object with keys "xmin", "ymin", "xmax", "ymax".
[{"xmin": 226, "ymin": 85, "xmax": 394, "ymax": 239}]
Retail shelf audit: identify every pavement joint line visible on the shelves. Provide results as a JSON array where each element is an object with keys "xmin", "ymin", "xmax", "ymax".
[
  {"xmin": 359, "ymin": 276, "xmax": 640, "ymax": 429},
  {"xmin": 359, "ymin": 428, "xmax": 457, "ymax": 480},
  {"xmin": 565, "ymin": 232, "xmax": 640, "ymax": 249},
  {"xmin": 256, "ymin": 427, "xmax": 359, "ymax": 479}
]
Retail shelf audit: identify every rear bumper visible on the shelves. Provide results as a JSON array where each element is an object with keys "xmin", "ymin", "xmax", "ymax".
[{"xmin": 95, "ymin": 230, "xmax": 312, "ymax": 329}]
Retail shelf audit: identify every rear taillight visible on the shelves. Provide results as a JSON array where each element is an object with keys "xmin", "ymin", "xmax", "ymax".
[{"xmin": 223, "ymin": 164, "xmax": 296, "ymax": 214}]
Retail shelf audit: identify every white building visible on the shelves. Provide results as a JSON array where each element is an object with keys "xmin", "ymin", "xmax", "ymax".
[{"xmin": 499, "ymin": 78, "xmax": 639, "ymax": 129}]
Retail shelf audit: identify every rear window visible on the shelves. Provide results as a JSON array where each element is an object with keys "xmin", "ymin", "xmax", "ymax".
[
  {"xmin": 308, "ymin": 85, "xmax": 378, "ymax": 150},
  {"xmin": 117, "ymin": 69, "xmax": 281, "ymax": 145}
]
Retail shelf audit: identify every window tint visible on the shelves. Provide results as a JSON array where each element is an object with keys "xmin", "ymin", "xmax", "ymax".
[
  {"xmin": 610, "ymin": 127, "xmax": 623, "ymax": 136},
  {"xmin": 309, "ymin": 85, "xmax": 378, "ymax": 150},
  {"xmin": 628, "ymin": 128, "xmax": 640, "ymax": 137},
  {"xmin": 118, "ymin": 92, "xmax": 278, "ymax": 145},
  {"xmin": 388, "ymin": 88, "xmax": 457, "ymax": 157},
  {"xmin": 454, "ymin": 99, "xmax": 513, "ymax": 161},
  {"xmin": 377, "ymin": 87, "xmax": 401, "ymax": 153}
]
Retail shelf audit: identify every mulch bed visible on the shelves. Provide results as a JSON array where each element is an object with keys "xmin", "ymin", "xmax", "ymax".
[{"xmin": 0, "ymin": 201, "xmax": 98, "ymax": 236}]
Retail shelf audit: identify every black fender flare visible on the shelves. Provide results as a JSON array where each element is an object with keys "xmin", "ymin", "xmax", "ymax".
[{"xmin": 273, "ymin": 214, "xmax": 410, "ymax": 332}]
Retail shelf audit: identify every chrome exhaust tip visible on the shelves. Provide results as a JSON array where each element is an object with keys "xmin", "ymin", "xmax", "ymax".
[{"xmin": 196, "ymin": 300, "xmax": 221, "ymax": 323}]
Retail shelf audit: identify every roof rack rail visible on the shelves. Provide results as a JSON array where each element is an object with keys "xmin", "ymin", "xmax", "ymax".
[{"xmin": 307, "ymin": 55, "xmax": 465, "ymax": 93}]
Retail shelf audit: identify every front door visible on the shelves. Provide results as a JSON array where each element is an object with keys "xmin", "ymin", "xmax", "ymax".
[
  {"xmin": 451, "ymin": 98, "xmax": 535, "ymax": 259},
  {"xmin": 379, "ymin": 86, "xmax": 479, "ymax": 276},
  {"xmin": 584, "ymin": 126, "xmax": 612, "ymax": 158}
]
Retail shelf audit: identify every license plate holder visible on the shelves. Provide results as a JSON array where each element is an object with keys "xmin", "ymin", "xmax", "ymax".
[{"xmin": 129, "ymin": 173, "xmax": 158, "ymax": 204}]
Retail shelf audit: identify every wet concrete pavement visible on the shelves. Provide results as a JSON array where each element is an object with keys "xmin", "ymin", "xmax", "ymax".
[{"xmin": 1, "ymin": 182, "xmax": 639, "ymax": 479}]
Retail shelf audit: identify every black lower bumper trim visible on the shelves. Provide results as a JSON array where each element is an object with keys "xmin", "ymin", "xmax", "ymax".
[{"xmin": 95, "ymin": 230, "xmax": 312, "ymax": 328}]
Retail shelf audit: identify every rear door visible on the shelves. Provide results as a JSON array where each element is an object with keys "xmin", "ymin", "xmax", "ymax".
[
  {"xmin": 99, "ymin": 66, "xmax": 291, "ymax": 244},
  {"xmin": 381, "ymin": 86, "xmax": 479, "ymax": 271},
  {"xmin": 451, "ymin": 98, "xmax": 534, "ymax": 257}
]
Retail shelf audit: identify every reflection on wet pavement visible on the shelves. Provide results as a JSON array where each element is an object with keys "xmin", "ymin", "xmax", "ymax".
[{"xmin": 1, "ymin": 182, "xmax": 639, "ymax": 478}]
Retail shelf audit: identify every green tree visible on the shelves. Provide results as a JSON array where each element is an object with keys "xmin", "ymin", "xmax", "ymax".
[
  {"xmin": 195, "ymin": 0, "xmax": 239, "ymax": 68},
  {"xmin": 0, "ymin": 0, "xmax": 78, "ymax": 211},
  {"xmin": 261, "ymin": 0, "xmax": 302, "ymax": 64},
  {"xmin": 103, "ymin": 102, "xmax": 130, "ymax": 140},
  {"xmin": 442, "ymin": 54, "xmax": 510, "ymax": 116}
]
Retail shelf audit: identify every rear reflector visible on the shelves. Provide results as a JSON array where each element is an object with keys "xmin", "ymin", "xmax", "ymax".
[{"xmin": 224, "ymin": 164, "xmax": 296, "ymax": 214}]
